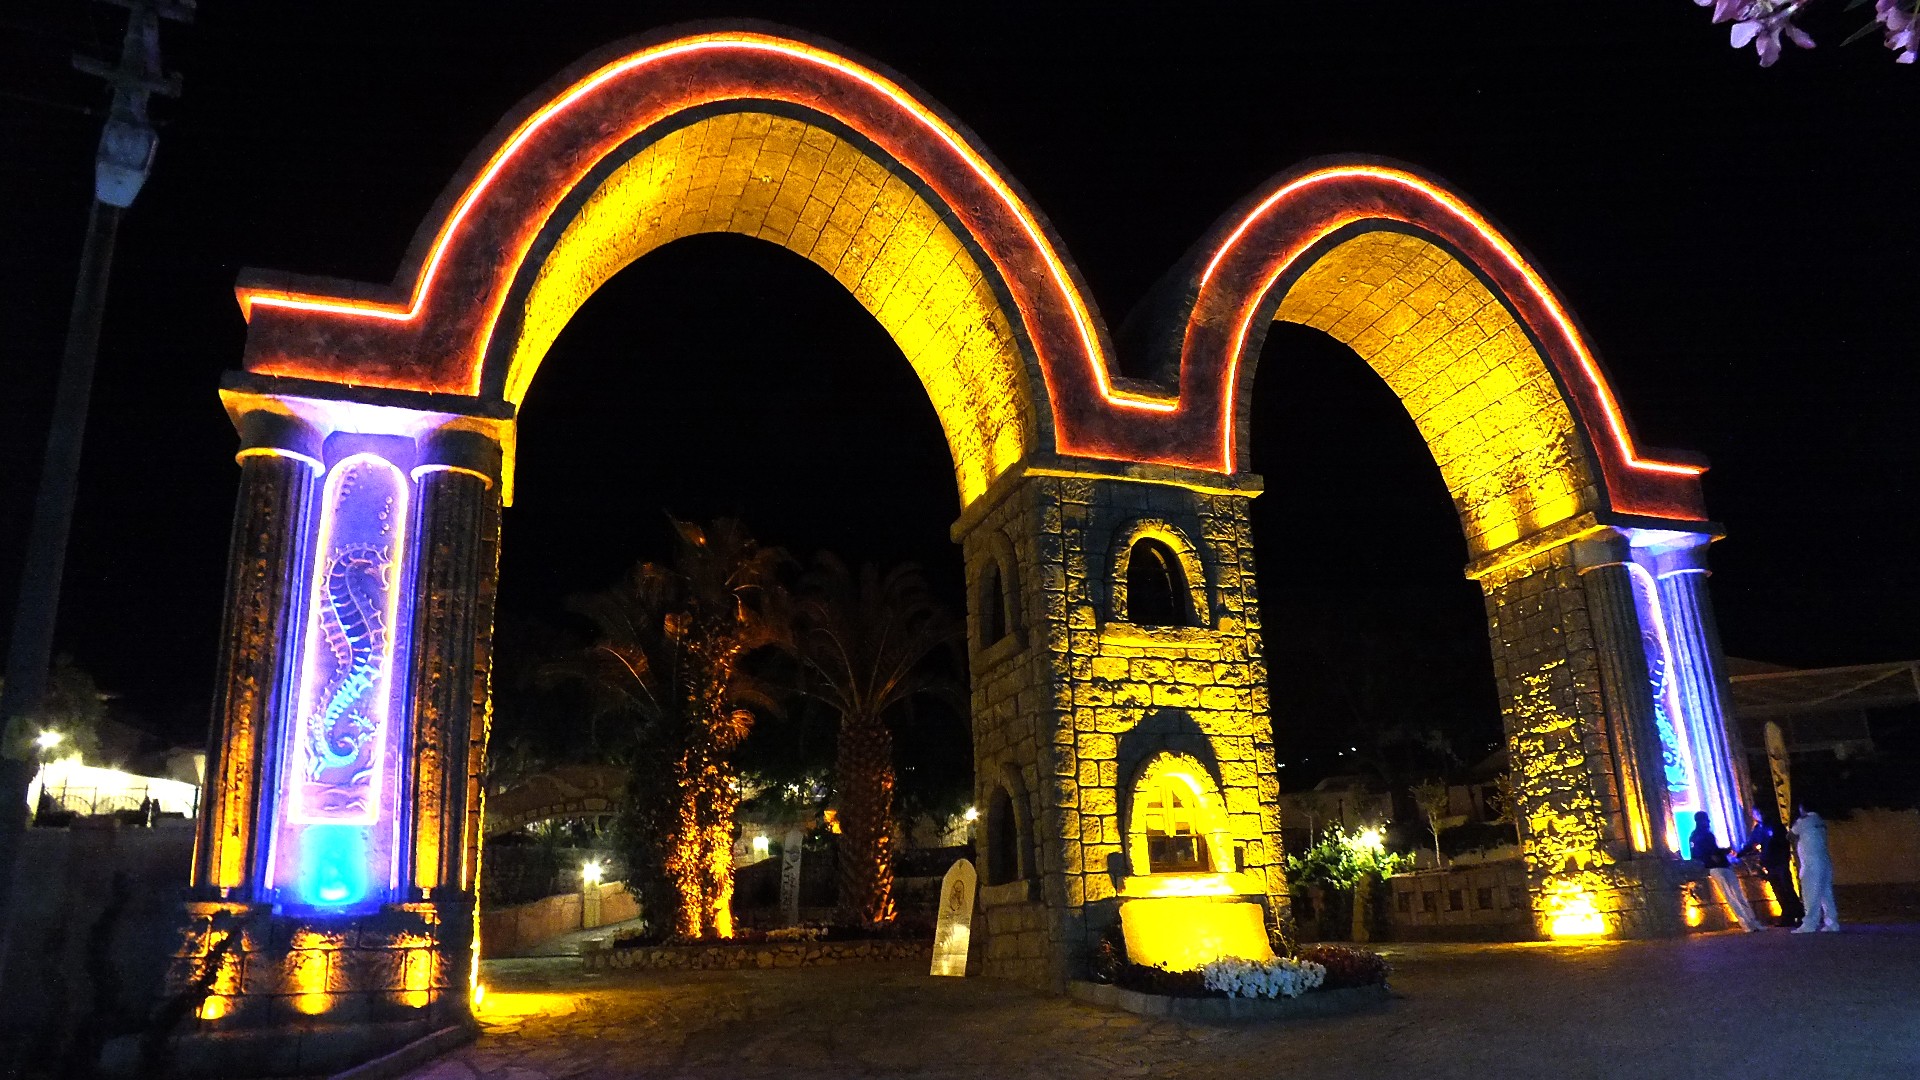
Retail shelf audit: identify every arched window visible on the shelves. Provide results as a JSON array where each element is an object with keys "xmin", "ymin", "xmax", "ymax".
[
  {"xmin": 1138, "ymin": 773, "xmax": 1210, "ymax": 873},
  {"xmin": 981, "ymin": 562, "xmax": 1007, "ymax": 644},
  {"xmin": 1125, "ymin": 538, "xmax": 1188, "ymax": 627},
  {"xmin": 985, "ymin": 785, "xmax": 1021, "ymax": 886}
]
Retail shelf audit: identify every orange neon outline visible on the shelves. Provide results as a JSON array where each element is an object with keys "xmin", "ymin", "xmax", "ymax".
[
  {"xmin": 1197, "ymin": 165, "xmax": 1707, "ymax": 480},
  {"xmin": 238, "ymin": 33, "xmax": 1174, "ymax": 414}
]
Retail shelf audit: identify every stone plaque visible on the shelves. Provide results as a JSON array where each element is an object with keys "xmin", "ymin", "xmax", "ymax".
[
  {"xmin": 929, "ymin": 858, "xmax": 976, "ymax": 977},
  {"xmin": 779, "ymin": 828, "xmax": 805, "ymax": 926}
]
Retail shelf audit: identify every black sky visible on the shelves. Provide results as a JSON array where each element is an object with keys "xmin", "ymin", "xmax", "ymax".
[{"xmin": 2, "ymin": 2, "xmax": 1916, "ymax": 770}]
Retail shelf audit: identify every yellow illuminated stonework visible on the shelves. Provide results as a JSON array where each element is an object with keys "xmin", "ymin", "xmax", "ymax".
[
  {"xmin": 1125, "ymin": 752, "xmax": 1233, "ymax": 878},
  {"xmin": 1274, "ymin": 231, "xmax": 1597, "ymax": 556},
  {"xmin": 1118, "ymin": 895, "xmax": 1275, "ymax": 971},
  {"xmin": 506, "ymin": 111, "xmax": 1034, "ymax": 506}
]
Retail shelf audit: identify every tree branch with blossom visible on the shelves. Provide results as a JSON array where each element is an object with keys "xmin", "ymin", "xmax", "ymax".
[{"xmin": 1695, "ymin": 0, "xmax": 1918, "ymax": 64}]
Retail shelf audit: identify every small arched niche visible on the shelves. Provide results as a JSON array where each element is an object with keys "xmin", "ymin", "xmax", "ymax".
[
  {"xmin": 980, "ymin": 764, "xmax": 1034, "ymax": 889},
  {"xmin": 1123, "ymin": 752, "xmax": 1235, "ymax": 881},
  {"xmin": 1108, "ymin": 521, "xmax": 1211, "ymax": 630},
  {"xmin": 970, "ymin": 530, "xmax": 1023, "ymax": 662}
]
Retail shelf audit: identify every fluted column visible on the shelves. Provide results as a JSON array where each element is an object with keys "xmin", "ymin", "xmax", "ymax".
[
  {"xmin": 1575, "ymin": 533, "xmax": 1673, "ymax": 856},
  {"xmin": 191, "ymin": 412, "xmax": 321, "ymax": 897},
  {"xmin": 1656, "ymin": 544, "xmax": 1749, "ymax": 841},
  {"xmin": 404, "ymin": 429, "xmax": 504, "ymax": 898}
]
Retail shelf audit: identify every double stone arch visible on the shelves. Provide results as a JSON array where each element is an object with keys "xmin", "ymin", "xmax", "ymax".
[{"xmin": 192, "ymin": 24, "xmax": 1749, "ymax": 1033}]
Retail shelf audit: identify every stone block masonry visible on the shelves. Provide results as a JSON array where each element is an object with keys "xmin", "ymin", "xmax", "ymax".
[{"xmin": 961, "ymin": 468, "xmax": 1284, "ymax": 988}]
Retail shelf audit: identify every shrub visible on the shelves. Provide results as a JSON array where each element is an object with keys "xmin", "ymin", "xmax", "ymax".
[
  {"xmin": 1284, "ymin": 824, "xmax": 1412, "ymax": 890},
  {"xmin": 1112, "ymin": 962, "xmax": 1212, "ymax": 997},
  {"xmin": 1297, "ymin": 944, "xmax": 1391, "ymax": 989}
]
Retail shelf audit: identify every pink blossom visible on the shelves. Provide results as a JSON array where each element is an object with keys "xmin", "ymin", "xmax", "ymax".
[
  {"xmin": 1877, "ymin": 0, "xmax": 1919, "ymax": 64},
  {"xmin": 1726, "ymin": 1, "xmax": 1815, "ymax": 66},
  {"xmin": 1694, "ymin": 0, "xmax": 1755, "ymax": 22}
]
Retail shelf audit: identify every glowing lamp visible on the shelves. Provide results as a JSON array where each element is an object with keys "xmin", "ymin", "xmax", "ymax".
[
  {"xmin": 963, "ymin": 806, "xmax": 979, "ymax": 823},
  {"xmin": 750, "ymin": 835, "xmax": 770, "ymax": 857},
  {"xmin": 1548, "ymin": 893, "xmax": 1606, "ymax": 938},
  {"xmin": 298, "ymin": 824, "xmax": 371, "ymax": 907},
  {"xmin": 1351, "ymin": 828, "xmax": 1385, "ymax": 853},
  {"xmin": 582, "ymin": 859, "xmax": 604, "ymax": 886},
  {"xmin": 1684, "ymin": 896, "xmax": 1705, "ymax": 928},
  {"xmin": 35, "ymin": 731, "xmax": 62, "ymax": 751}
]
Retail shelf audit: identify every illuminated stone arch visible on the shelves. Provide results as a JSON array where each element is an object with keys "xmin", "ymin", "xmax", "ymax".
[
  {"xmin": 185, "ymin": 32, "xmax": 1749, "ymax": 1060},
  {"xmin": 1120, "ymin": 160, "xmax": 1748, "ymax": 941},
  {"xmin": 1120, "ymin": 751, "xmax": 1233, "ymax": 878},
  {"xmin": 229, "ymin": 28, "xmax": 1132, "ymax": 508}
]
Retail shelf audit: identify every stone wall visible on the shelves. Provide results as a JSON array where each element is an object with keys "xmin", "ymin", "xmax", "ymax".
[
  {"xmin": 160, "ymin": 899, "xmax": 472, "ymax": 1075},
  {"xmin": 0, "ymin": 823, "xmax": 196, "ymax": 1058},
  {"xmin": 479, "ymin": 882, "xmax": 639, "ymax": 957},
  {"xmin": 1387, "ymin": 862, "xmax": 1532, "ymax": 940}
]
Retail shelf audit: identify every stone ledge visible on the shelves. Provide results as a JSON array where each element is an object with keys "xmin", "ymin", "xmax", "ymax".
[
  {"xmin": 1067, "ymin": 980, "xmax": 1391, "ymax": 1023},
  {"xmin": 584, "ymin": 938, "xmax": 932, "ymax": 972}
]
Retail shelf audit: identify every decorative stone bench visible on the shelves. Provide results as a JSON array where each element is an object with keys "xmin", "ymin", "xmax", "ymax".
[
  {"xmin": 582, "ymin": 938, "xmax": 932, "ymax": 972},
  {"xmin": 1068, "ymin": 981, "xmax": 1391, "ymax": 1022}
]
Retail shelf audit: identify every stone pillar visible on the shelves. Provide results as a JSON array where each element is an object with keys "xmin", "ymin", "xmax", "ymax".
[
  {"xmin": 1574, "ymin": 533, "xmax": 1673, "ymax": 856},
  {"xmin": 1654, "ymin": 541, "xmax": 1751, "ymax": 840},
  {"xmin": 957, "ymin": 465, "xmax": 1280, "ymax": 989},
  {"xmin": 404, "ymin": 430, "xmax": 504, "ymax": 901},
  {"xmin": 167, "ymin": 379, "xmax": 512, "ymax": 1076},
  {"xmin": 191, "ymin": 411, "xmax": 320, "ymax": 897}
]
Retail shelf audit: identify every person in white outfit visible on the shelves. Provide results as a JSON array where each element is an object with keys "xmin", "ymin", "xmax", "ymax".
[
  {"xmin": 1689, "ymin": 811, "xmax": 1762, "ymax": 931},
  {"xmin": 1791, "ymin": 807, "xmax": 1841, "ymax": 933}
]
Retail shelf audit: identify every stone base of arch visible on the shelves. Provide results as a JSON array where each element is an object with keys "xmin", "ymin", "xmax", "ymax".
[{"xmin": 148, "ymin": 899, "xmax": 474, "ymax": 1078}]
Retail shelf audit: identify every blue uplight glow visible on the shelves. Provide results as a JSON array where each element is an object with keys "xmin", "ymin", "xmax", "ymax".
[{"xmin": 298, "ymin": 823, "xmax": 370, "ymax": 907}]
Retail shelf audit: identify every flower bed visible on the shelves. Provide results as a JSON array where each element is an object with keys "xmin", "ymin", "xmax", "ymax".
[
  {"xmin": 584, "ymin": 935, "xmax": 932, "ymax": 972},
  {"xmin": 1069, "ymin": 979, "xmax": 1390, "ymax": 1022},
  {"xmin": 1077, "ymin": 929, "xmax": 1392, "ymax": 1020}
]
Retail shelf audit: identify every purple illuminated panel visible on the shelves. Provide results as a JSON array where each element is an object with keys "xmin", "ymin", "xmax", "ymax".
[
  {"xmin": 1625, "ymin": 561, "xmax": 1729, "ymax": 854},
  {"xmin": 267, "ymin": 452, "xmax": 413, "ymax": 911}
]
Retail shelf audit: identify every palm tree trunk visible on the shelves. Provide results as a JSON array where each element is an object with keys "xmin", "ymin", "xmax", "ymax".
[{"xmin": 835, "ymin": 711, "xmax": 897, "ymax": 925}]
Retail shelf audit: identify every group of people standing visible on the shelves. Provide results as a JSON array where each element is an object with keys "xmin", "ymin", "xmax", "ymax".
[{"xmin": 1689, "ymin": 805, "xmax": 1842, "ymax": 934}]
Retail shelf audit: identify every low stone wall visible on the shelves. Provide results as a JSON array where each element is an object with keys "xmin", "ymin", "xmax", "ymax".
[
  {"xmin": 1, "ymin": 821, "xmax": 195, "ymax": 1053},
  {"xmin": 480, "ymin": 882, "xmax": 639, "ymax": 957},
  {"xmin": 584, "ymin": 937, "xmax": 931, "ymax": 972},
  {"xmin": 1386, "ymin": 862, "xmax": 1532, "ymax": 941},
  {"xmin": 1069, "ymin": 980, "xmax": 1390, "ymax": 1022}
]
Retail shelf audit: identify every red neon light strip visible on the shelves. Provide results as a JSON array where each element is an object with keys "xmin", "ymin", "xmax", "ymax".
[
  {"xmin": 240, "ymin": 33, "xmax": 1173, "ymax": 414},
  {"xmin": 1200, "ymin": 166, "xmax": 1707, "ymax": 479}
]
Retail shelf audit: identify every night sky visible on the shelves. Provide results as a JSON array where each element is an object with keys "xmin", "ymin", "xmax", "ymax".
[{"xmin": 2, "ymin": 2, "xmax": 1915, "ymax": 777}]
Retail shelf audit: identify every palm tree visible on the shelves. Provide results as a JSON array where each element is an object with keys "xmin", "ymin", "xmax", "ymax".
[
  {"xmin": 556, "ymin": 518, "xmax": 787, "ymax": 938},
  {"xmin": 795, "ymin": 555, "xmax": 959, "ymax": 925}
]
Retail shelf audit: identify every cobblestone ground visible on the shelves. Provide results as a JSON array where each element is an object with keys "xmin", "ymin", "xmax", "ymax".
[{"xmin": 411, "ymin": 926, "xmax": 1920, "ymax": 1080}]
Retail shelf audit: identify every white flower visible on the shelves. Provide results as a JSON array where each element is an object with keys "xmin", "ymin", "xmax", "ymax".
[{"xmin": 1199, "ymin": 956, "xmax": 1327, "ymax": 999}]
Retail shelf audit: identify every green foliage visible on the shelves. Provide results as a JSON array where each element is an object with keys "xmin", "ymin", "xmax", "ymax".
[{"xmin": 1283, "ymin": 823, "xmax": 1411, "ymax": 890}]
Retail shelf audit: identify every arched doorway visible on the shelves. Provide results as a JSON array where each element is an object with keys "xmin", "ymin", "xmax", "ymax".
[{"xmin": 180, "ymin": 25, "xmax": 1747, "ymax": 1069}]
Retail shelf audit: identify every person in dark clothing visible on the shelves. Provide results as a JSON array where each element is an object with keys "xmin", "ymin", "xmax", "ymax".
[
  {"xmin": 1741, "ymin": 807, "xmax": 1803, "ymax": 926},
  {"xmin": 1691, "ymin": 811, "xmax": 1763, "ymax": 931}
]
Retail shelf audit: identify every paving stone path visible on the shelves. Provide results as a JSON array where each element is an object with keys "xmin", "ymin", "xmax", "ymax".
[{"xmin": 410, "ymin": 926, "xmax": 1920, "ymax": 1080}]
